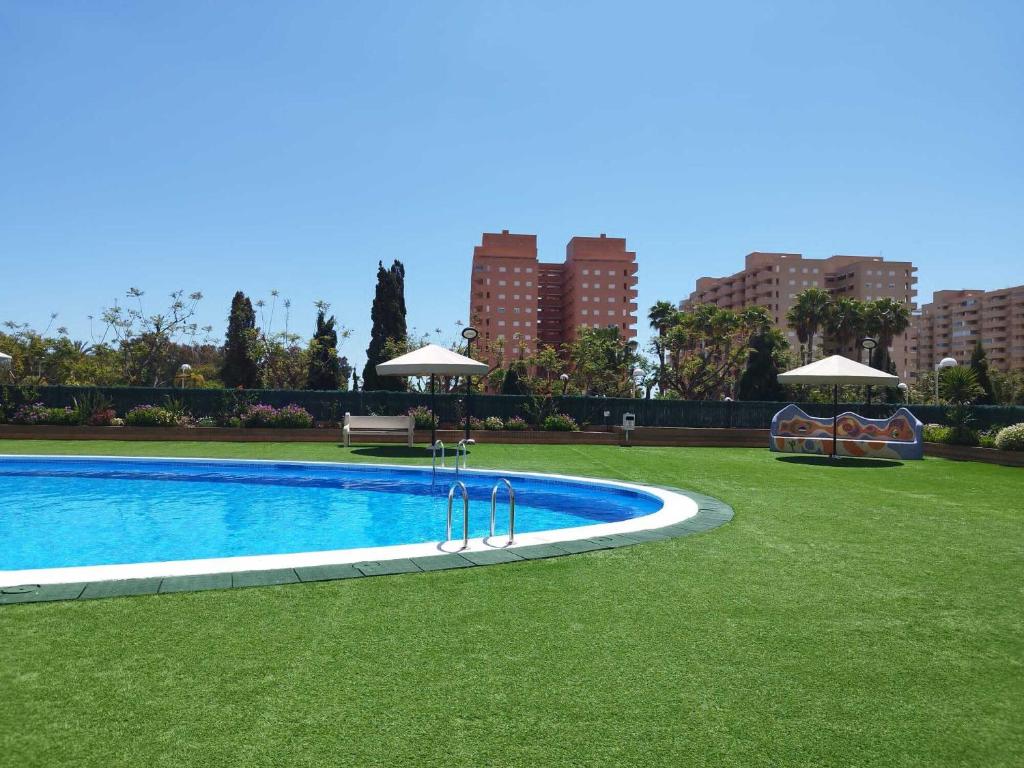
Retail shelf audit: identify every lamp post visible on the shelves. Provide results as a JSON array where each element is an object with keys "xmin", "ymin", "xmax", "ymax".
[
  {"xmin": 0, "ymin": 352, "xmax": 11, "ymax": 384},
  {"xmin": 898, "ymin": 382, "xmax": 909, "ymax": 403},
  {"xmin": 178, "ymin": 363, "xmax": 192, "ymax": 389},
  {"xmin": 461, "ymin": 326, "xmax": 479, "ymax": 440},
  {"xmin": 859, "ymin": 337, "xmax": 878, "ymax": 405},
  {"xmin": 934, "ymin": 356, "xmax": 957, "ymax": 403},
  {"xmin": 559, "ymin": 373, "xmax": 569, "ymax": 396},
  {"xmin": 631, "ymin": 367, "xmax": 643, "ymax": 398}
]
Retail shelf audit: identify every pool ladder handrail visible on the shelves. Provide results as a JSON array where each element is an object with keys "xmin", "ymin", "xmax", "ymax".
[
  {"xmin": 489, "ymin": 478, "xmax": 515, "ymax": 544},
  {"xmin": 432, "ymin": 440, "xmax": 446, "ymax": 472},
  {"xmin": 446, "ymin": 481, "xmax": 470, "ymax": 549},
  {"xmin": 455, "ymin": 438, "xmax": 475, "ymax": 473}
]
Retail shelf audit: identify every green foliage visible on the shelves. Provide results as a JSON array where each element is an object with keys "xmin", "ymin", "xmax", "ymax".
[
  {"xmin": 922, "ymin": 423, "xmax": 951, "ymax": 443},
  {"xmin": 500, "ymin": 364, "xmax": 528, "ymax": 396},
  {"xmin": 241, "ymin": 404, "xmax": 314, "ymax": 428},
  {"xmin": 220, "ymin": 291, "xmax": 260, "ymax": 388},
  {"xmin": 543, "ymin": 412, "xmax": 579, "ymax": 431},
  {"xmin": 566, "ymin": 326, "xmax": 639, "ymax": 397},
  {"xmin": 407, "ymin": 406, "xmax": 436, "ymax": 429},
  {"xmin": 363, "ymin": 260, "xmax": 408, "ymax": 391},
  {"xmin": 969, "ymin": 341, "xmax": 995, "ymax": 405},
  {"xmin": 736, "ymin": 322, "xmax": 787, "ymax": 401},
  {"xmin": 785, "ymin": 287, "xmax": 831, "ymax": 363},
  {"xmin": 483, "ymin": 416, "xmax": 505, "ymax": 430},
  {"xmin": 940, "ymin": 366, "xmax": 985, "ymax": 404},
  {"xmin": 994, "ymin": 423, "xmax": 1024, "ymax": 451},
  {"xmin": 306, "ymin": 308, "xmax": 343, "ymax": 390},
  {"xmin": 504, "ymin": 416, "xmax": 528, "ymax": 430},
  {"xmin": 124, "ymin": 405, "xmax": 178, "ymax": 427}
]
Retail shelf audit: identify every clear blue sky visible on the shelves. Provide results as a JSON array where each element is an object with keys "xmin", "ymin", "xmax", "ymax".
[{"xmin": 2, "ymin": 1, "xmax": 1021, "ymax": 368}]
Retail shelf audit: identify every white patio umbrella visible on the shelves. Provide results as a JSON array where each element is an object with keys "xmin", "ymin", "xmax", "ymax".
[
  {"xmin": 376, "ymin": 344, "xmax": 489, "ymax": 444},
  {"xmin": 0, "ymin": 352, "xmax": 11, "ymax": 381},
  {"xmin": 777, "ymin": 355, "xmax": 900, "ymax": 457}
]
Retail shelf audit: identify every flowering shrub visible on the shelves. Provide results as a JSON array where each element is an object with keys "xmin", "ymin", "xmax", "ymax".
[
  {"xmin": 11, "ymin": 403, "xmax": 76, "ymax": 425},
  {"xmin": 407, "ymin": 406, "xmax": 436, "ymax": 430},
  {"xmin": 543, "ymin": 413, "xmax": 579, "ymax": 432},
  {"xmin": 124, "ymin": 405, "xmax": 178, "ymax": 427},
  {"xmin": 469, "ymin": 416, "xmax": 485, "ymax": 430},
  {"xmin": 87, "ymin": 408, "xmax": 118, "ymax": 427},
  {"xmin": 504, "ymin": 416, "xmax": 528, "ymax": 430},
  {"xmin": 483, "ymin": 416, "xmax": 505, "ymax": 431},
  {"xmin": 994, "ymin": 423, "xmax": 1024, "ymax": 451},
  {"xmin": 241, "ymin": 403, "xmax": 313, "ymax": 428}
]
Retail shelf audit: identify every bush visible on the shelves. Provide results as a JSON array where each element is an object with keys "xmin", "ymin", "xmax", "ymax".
[
  {"xmin": 11, "ymin": 403, "xmax": 76, "ymax": 425},
  {"xmin": 543, "ymin": 413, "xmax": 579, "ymax": 432},
  {"xmin": 407, "ymin": 406, "xmax": 436, "ymax": 430},
  {"xmin": 124, "ymin": 405, "xmax": 178, "ymax": 427},
  {"xmin": 994, "ymin": 423, "xmax": 1024, "ymax": 451},
  {"xmin": 504, "ymin": 416, "xmax": 529, "ymax": 431},
  {"xmin": 922, "ymin": 423, "xmax": 951, "ymax": 443},
  {"xmin": 483, "ymin": 416, "xmax": 505, "ymax": 431},
  {"xmin": 241, "ymin": 403, "xmax": 313, "ymax": 428},
  {"xmin": 87, "ymin": 408, "xmax": 118, "ymax": 427}
]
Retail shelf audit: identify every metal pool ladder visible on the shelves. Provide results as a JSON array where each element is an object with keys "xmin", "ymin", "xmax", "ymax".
[
  {"xmin": 454, "ymin": 438, "xmax": 475, "ymax": 474},
  {"xmin": 445, "ymin": 481, "xmax": 470, "ymax": 550},
  {"xmin": 490, "ymin": 478, "xmax": 515, "ymax": 545},
  {"xmin": 432, "ymin": 440, "xmax": 446, "ymax": 472}
]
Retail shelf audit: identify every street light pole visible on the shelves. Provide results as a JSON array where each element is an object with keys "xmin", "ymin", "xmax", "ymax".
[
  {"xmin": 461, "ymin": 327, "xmax": 479, "ymax": 440},
  {"xmin": 859, "ymin": 337, "xmax": 878, "ymax": 405},
  {"xmin": 934, "ymin": 357, "xmax": 958, "ymax": 403}
]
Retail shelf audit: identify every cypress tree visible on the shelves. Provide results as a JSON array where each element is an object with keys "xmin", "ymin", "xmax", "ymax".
[
  {"xmin": 307, "ymin": 309, "xmax": 341, "ymax": 390},
  {"xmin": 737, "ymin": 328, "xmax": 785, "ymax": 401},
  {"xmin": 501, "ymin": 363, "xmax": 527, "ymax": 396},
  {"xmin": 970, "ymin": 340, "xmax": 995, "ymax": 405},
  {"xmin": 362, "ymin": 260, "xmax": 408, "ymax": 391},
  {"xmin": 221, "ymin": 291, "xmax": 260, "ymax": 388}
]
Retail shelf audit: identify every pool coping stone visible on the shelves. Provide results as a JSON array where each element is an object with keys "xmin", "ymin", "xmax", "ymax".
[{"xmin": 0, "ymin": 485, "xmax": 733, "ymax": 605}]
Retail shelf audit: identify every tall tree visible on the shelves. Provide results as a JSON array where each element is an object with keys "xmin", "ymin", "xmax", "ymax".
[
  {"xmin": 969, "ymin": 340, "xmax": 995, "ymax": 405},
  {"xmin": 823, "ymin": 297, "xmax": 865, "ymax": 359},
  {"xmin": 737, "ymin": 315, "xmax": 788, "ymax": 401},
  {"xmin": 786, "ymin": 288, "xmax": 831, "ymax": 364},
  {"xmin": 306, "ymin": 307, "xmax": 342, "ymax": 390},
  {"xmin": 648, "ymin": 300, "xmax": 678, "ymax": 392},
  {"xmin": 221, "ymin": 291, "xmax": 260, "ymax": 388},
  {"xmin": 362, "ymin": 260, "xmax": 408, "ymax": 391}
]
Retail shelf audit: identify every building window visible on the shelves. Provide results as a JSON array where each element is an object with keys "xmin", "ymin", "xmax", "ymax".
[
  {"xmin": 498, "ymin": 293, "xmax": 505, "ymax": 300},
  {"xmin": 498, "ymin": 280, "xmax": 506, "ymax": 286},
  {"xmin": 582, "ymin": 296, "xmax": 588, "ymax": 302},
  {"xmin": 607, "ymin": 310, "xmax": 615, "ymax": 317},
  {"xmin": 582, "ymin": 309, "xmax": 589, "ymax": 316},
  {"xmin": 514, "ymin": 281, "xmax": 521, "ymax": 287},
  {"xmin": 582, "ymin": 282, "xmax": 589, "ymax": 288},
  {"xmin": 526, "ymin": 281, "xmax": 533, "ymax": 287},
  {"xmin": 498, "ymin": 320, "xmax": 505, "ymax": 327},
  {"xmin": 497, "ymin": 307, "xmax": 505, "ymax": 313},
  {"xmin": 582, "ymin": 269, "xmax": 589, "ymax": 275},
  {"xmin": 498, "ymin": 267, "xmax": 507, "ymax": 273},
  {"xmin": 607, "ymin": 297, "xmax": 614, "ymax": 303},
  {"xmin": 607, "ymin": 283, "xmax": 614, "ymax": 290},
  {"xmin": 513, "ymin": 267, "xmax": 520, "ymax": 273},
  {"xmin": 526, "ymin": 267, "xmax": 533, "ymax": 273}
]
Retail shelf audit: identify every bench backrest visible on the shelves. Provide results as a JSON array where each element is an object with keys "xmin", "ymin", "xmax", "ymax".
[
  {"xmin": 344, "ymin": 414, "xmax": 413, "ymax": 430},
  {"xmin": 770, "ymin": 404, "xmax": 922, "ymax": 444}
]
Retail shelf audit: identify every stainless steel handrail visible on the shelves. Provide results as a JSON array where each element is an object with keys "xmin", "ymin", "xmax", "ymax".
[
  {"xmin": 455, "ymin": 438, "xmax": 475, "ymax": 472},
  {"xmin": 489, "ymin": 478, "xmax": 515, "ymax": 544},
  {"xmin": 432, "ymin": 440, "xmax": 445, "ymax": 471},
  {"xmin": 446, "ymin": 481, "xmax": 469, "ymax": 549}
]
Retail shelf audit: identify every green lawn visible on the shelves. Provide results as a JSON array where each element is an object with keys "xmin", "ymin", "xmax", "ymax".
[{"xmin": 1, "ymin": 440, "xmax": 1021, "ymax": 767}]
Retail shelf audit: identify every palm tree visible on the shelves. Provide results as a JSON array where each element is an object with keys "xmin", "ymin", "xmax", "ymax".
[
  {"xmin": 865, "ymin": 297, "xmax": 911, "ymax": 353},
  {"xmin": 940, "ymin": 366, "xmax": 985, "ymax": 404},
  {"xmin": 786, "ymin": 288, "xmax": 831, "ymax": 364},
  {"xmin": 648, "ymin": 301, "xmax": 679, "ymax": 392},
  {"xmin": 823, "ymin": 298, "xmax": 864, "ymax": 358}
]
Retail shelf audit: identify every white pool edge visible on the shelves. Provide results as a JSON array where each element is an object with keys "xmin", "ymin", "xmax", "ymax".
[{"xmin": 0, "ymin": 454, "xmax": 699, "ymax": 587}]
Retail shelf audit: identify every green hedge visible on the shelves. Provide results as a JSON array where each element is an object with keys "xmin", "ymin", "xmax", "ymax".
[{"xmin": 2, "ymin": 385, "xmax": 1022, "ymax": 430}]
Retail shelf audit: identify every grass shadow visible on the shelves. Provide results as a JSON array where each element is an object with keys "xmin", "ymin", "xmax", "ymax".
[
  {"xmin": 348, "ymin": 445, "xmax": 453, "ymax": 459},
  {"xmin": 775, "ymin": 455, "xmax": 903, "ymax": 469}
]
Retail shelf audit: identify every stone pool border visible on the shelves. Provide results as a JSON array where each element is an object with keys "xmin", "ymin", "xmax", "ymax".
[{"xmin": 0, "ymin": 459, "xmax": 734, "ymax": 605}]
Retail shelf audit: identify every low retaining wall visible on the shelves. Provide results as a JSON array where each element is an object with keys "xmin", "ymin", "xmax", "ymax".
[{"xmin": 1, "ymin": 425, "xmax": 1020, "ymax": 463}]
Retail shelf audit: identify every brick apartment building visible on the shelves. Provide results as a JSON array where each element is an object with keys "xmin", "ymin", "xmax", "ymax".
[
  {"xmin": 909, "ymin": 285, "xmax": 1024, "ymax": 375},
  {"xmin": 683, "ymin": 252, "xmax": 918, "ymax": 376},
  {"xmin": 468, "ymin": 230, "xmax": 639, "ymax": 364}
]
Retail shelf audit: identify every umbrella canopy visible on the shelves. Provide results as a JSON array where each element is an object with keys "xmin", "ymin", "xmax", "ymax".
[
  {"xmin": 777, "ymin": 355, "xmax": 900, "ymax": 458},
  {"xmin": 376, "ymin": 344, "xmax": 489, "ymax": 445},
  {"xmin": 0, "ymin": 352, "xmax": 11, "ymax": 363},
  {"xmin": 375, "ymin": 344, "xmax": 488, "ymax": 377},
  {"xmin": 777, "ymin": 355, "xmax": 898, "ymax": 387}
]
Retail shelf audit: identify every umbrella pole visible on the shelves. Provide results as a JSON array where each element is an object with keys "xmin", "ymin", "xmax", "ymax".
[
  {"xmin": 430, "ymin": 374, "xmax": 436, "ymax": 447},
  {"xmin": 832, "ymin": 384, "xmax": 838, "ymax": 459}
]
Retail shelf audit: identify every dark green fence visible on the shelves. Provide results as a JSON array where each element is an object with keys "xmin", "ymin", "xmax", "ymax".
[{"xmin": 2, "ymin": 385, "xmax": 1022, "ymax": 430}]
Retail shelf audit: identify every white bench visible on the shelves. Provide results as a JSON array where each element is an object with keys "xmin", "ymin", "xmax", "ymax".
[{"xmin": 342, "ymin": 413, "xmax": 415, "ymax": 447}]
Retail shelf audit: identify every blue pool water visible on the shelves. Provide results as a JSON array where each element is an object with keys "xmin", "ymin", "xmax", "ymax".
[{"xmin": 0, "ymin": 456, "xmax": 663, "ymax": 570}]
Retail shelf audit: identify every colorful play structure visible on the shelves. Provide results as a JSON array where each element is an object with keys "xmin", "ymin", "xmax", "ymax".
[{"xmin": 770, "ymin": 404, "xmax": 924, "ymax": 460}]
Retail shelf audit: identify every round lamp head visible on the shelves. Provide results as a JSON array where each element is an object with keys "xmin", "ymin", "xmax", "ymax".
[
  {"xmin": 859, "ymin": 337, "xmax": 878, "ymax": 351},
  {"xmin": 461, "ymin": 327, "xmax": 479, "ymax": 341},
  {"xmin": 180, "ymin": 363, "xmax": 192, "ymax": 373},
  {"xmin": 938, "ymin": 357, "xmax": 958, "ymax": 369},
  {"xmin": 559, "ymin": 373, "xmax": 569, "ymax": 382},
  {"xmin": 898, "ymin": 383, "xmax": 908, "ymax": 392},
  {"xmin": 632, "ymin": 367, "xmax": 643, "ymax": 378}
]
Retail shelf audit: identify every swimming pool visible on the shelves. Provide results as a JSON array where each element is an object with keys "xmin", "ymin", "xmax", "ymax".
[{"xmin": 0, "ymin": 455, "xmax": 697, "ymax": 586}]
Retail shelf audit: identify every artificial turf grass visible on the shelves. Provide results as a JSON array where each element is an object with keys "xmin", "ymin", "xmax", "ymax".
[{"xmin": 0, "ymin": 440, "xmax": 1020, "ymax": 767}]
